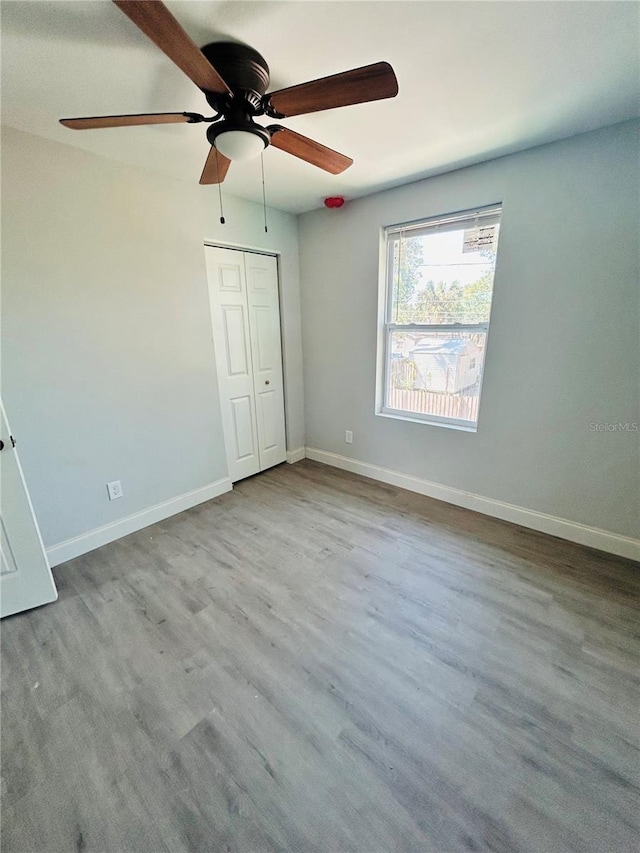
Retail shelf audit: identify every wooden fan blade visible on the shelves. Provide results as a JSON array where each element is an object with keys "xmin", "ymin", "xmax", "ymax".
[
  {"xmin": 266, "ymin": 61, "xmax": 398, "ymax": 118},
  {"xmin": 268, "ymin": 126, "xmax": 352, "ymax": 174},
  {"xmin": 113, "ymin": 0, "xmax": 231, "ymax": 95},
  {"xmin": 60, "ymin": 112, "xmax": 201, "ymax": 130},
  {"xmin": 199, "ymin": 147, "xmax": 231, "ymax": 184}
]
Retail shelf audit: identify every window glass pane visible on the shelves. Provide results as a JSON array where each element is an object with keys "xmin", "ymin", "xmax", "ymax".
[
  {"xmin": 386, "ymin": 329, "xmax": 486, "ymax": 424},
  {"xmin": 389, "ymin": 223, "xmax": 499, "ymax": 325}
]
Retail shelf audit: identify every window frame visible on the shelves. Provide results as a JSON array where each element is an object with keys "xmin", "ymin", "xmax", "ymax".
[{"xmin": 376, "ymin": 203, "xmax": 502, "ymax": 432}]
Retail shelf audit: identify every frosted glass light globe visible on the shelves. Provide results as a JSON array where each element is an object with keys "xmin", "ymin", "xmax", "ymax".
[{"xmin": 214, "ymin": 130, "xmax": 266, "ymax": 161}]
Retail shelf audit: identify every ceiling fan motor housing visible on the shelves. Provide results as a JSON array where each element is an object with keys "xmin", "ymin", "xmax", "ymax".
[
  {"xmin": 200, "ymin": 42, "xmax": 270, "ymax": 114},
  {"xmin": 202, "ymin": 42, "xmax": 273, "ymax": 154}
]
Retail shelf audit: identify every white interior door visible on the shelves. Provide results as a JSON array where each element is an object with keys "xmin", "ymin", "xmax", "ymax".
[
  {"xmin": 205, "ymin": 247, "xmax": 261, "ymax": 481},
  {"xmin": 205, "ymin": 246, "xmax": 287, "ymax": 482},
  {"xmin": 1, "ymin": 400, "xmax": 57, "ymax": 618}
]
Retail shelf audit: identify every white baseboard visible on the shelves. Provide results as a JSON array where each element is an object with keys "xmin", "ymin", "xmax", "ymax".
[
  {"xmin": 286, "ymin": 447, "xmax": 306, "ymax": 464},
  {"xmin": 47, "ymin": 477, "xmax": 233, "ymax": 567},
  {"xmin": 305, "ymin": 447, "xmax": 640, "ymax": 561}
]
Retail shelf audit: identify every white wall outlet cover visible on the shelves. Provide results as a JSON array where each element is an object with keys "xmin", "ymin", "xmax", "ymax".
[
  {"xmin": 345, "ymin": 430, "xmax": 353, "ymax": 444},
  {"xmin": 107, "ymin": 480, "xmax": 123, "ymax": 501}
]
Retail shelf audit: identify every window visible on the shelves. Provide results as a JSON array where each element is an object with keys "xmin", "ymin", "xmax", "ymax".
[{"xmin": 378, "ymin": 204, "xmax": 502, "ymax": 430}]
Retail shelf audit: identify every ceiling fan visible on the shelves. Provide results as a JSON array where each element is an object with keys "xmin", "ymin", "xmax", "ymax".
[{"xmin": 60, "ymin": 0, "xmax": 399, "ymax": 184}]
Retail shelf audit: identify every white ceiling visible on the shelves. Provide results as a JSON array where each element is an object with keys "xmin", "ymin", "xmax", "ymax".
[{"xmin": 2, "ymin": 1, "xmax": 639, "ymax": 213}]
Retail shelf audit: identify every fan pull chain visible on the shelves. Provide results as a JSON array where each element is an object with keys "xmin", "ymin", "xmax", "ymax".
[
  {"xmin": 216, "ymin": 149, "xmax": 225, "ymax": 224},
  {"xmin": 261, "ymin": 151, "xmax": 268, "ymax": 233}
]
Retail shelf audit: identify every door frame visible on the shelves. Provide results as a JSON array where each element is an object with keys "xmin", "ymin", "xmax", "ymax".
[{"xmin": 203, "ymin": 241, "xmax": 291, "ymax": 458}]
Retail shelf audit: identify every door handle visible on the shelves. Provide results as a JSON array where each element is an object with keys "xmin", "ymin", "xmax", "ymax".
[
  {"xmin": 265, "ymin": 380, "xmax": 270, "ymax": 385},
  {"xmin": 0, "ymin": 440, "xmax": 3, "ymax": 451}
]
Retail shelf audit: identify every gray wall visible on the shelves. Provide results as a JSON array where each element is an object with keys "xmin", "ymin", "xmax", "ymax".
[
  {"xmin": 4, "ymin": 119, "xmax": 637, "ymax": 551},
  {"xmin": 1, "ymin": 126, "xmax": 304, "ymax": 549},
  {"xmin": 298, "ymin": 120, "xmax": 640, "ymax": 539}
]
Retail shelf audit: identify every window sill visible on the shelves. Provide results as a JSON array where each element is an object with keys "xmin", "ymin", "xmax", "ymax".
[{"xmin": 376, "ymin": 409, "xmax": 478, "ymax": 433}]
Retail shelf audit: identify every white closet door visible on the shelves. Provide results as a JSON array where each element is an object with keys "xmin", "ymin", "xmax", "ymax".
[
  {"xmin": 205, "ymin": 247, "xmax": 287, "ymax": 482},
  {"xmin": 205, "ymin": 247, "xmax": 260, "ymax": 482},
  {"xmin": 244, "ymin": 253, "xmax": 287, "ymax": 472}
]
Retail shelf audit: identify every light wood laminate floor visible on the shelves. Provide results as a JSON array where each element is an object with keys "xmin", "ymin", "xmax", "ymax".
[{"xmin": 2, "ymin": 460, "xmax": 639, "ymax": 853}]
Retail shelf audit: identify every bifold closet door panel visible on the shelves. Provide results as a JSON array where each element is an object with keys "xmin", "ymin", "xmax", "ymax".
[
  {"xmin": 205, "ymin": 246, "xmax": 260, "ymax": 482},
  {"xmin": 244, "ymin": 253, "xmax": 287, "ymax": 471}
]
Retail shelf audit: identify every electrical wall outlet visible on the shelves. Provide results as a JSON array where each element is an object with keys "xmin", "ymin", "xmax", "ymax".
[
  {"xmin": 107, "ymin": 480, "xmax": 123, "ymax": 501},
  {"xmin": 345, "ymin": 430, "xmax": 353, "ymax": 444}
]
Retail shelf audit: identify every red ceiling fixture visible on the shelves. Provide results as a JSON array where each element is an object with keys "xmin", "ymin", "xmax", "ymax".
[{"xmin": 324, "ymin": 196, "xmax": 345, "ymax": 208}]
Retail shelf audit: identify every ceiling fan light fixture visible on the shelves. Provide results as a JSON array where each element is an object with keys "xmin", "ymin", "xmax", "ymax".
[{"xmin": 213, "ymin": 129, "xmax": 268, "ymax": 161}]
